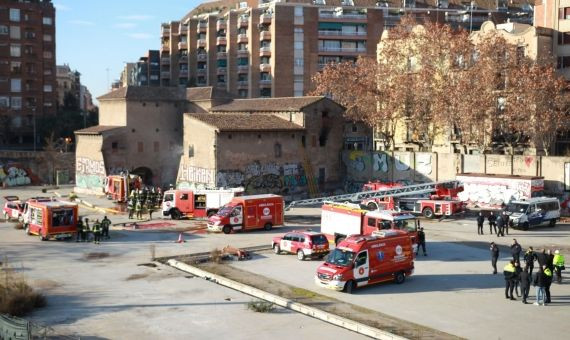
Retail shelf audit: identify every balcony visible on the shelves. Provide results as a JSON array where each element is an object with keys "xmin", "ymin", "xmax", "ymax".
[
  {"xmin": 260, "ymin": 63, "xmax": 271, "ymax": 72},
  {"xmin": 179, "ymin": 70, "xmax": 189, "ymax": 77},
  {"xmin": 237, "ymin": 80, "xmax": 248, "ymax": 89},
  {"xmin": 237, "ymin": 34, "xmax": 248, "ymax": 43},
  {"xmin": 259, "ymin": 79, "xmax": 272, "ymax": 87},
  {"xmin": 197, "ymin": 22, "xmax": 207, "ymax": 33},
  {"xmin": 237, "ymin": 49, "xmax": 249, "ymax": 57},
  {"xmin": 197, "ymin": 39, "xmax": 207, "ymax": 48},
  {"xmin": 216, "ymin": 36, "xmax": 227, "ymax": 45},
  {"xmin": 216, "ymin": 20, "xmax": 227, "ymax": 31},
  {"xmin": 178, "ymin": 41, "xmax": 187, "ymax": 50},
  {"xmin": 216, "ymin": 83, "xmax": 227, "ymax": 89},
  {"xmin": 161, "ymin": 71, "xmax": 170, "ymax": 78},
  {"xmin": 180, "ymin": 25, "xmax": 189, "ymax": 33},
  {"xmin": 197, "ymin": 53, "xmax": 207, "ymax": 61},
  {"xmin": 197, "ymin": 68, "xmax": 207, "ymax": 75},
  {"xmin": 260, "ymin": 31, "xmax": 271, "ymax": 41},
  {"xmin": 179, "ymin": 56, "xmax": 188, "ymax": 64},
  {"xmin": 318, "ymin": 47, "xmax": 367, "ymax": 53},
  {"xmin": 161, "ymin": 27, "xmax": 170, "ymax": 36},
  {"xmin": 160, "ymin": 44, "xmax": 169, "ymax": 52},
  {"xmin": 238, "ymin": 16, "xmax": 249, "ymax": 28},
  {"xmin": 217, "ymin": 52, "xmax": 227, "ymax": 59},
  {"xmin": 317, "ymin": 30, "xmax": 367, "ymax": 38},
  {"xmin": 318, "ymin": 12, "xmax": 367, "ymax": 21},
  {"xmin": 237, "ymin": 65, "xmax": 249, "ymax": 73},
  {"xmin": 260, "ymin": 13, "xmax": 272, "ymax": 24},
  {"xmin": 259, "ymin": 47, "xmax": 271, "ymax": 57},
  {"xmin": 161, "ymin": 58, "xmax": 170, "ymax": 65},
  {"xmin": 217, "ymin": 67, "xmax": 227, "ymax": 75}
]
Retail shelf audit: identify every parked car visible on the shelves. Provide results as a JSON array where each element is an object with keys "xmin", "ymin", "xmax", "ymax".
[
  {"xmin": 3, "ymin": 196, "xmax": 24, "ymax": 221},
  {"xmin": 272, "ymin": 230, "xmax": 330, "ymax": 260}
]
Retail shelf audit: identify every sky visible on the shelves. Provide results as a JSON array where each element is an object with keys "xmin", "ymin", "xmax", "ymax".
[{"xmin": 54, "ymin": 0, "xmax": 201, "ymax": 104}]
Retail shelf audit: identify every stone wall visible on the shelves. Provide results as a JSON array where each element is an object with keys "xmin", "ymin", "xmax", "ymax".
[{"xmin": 0, "ymin": 150, "xmax": 75, "ymax": 186}]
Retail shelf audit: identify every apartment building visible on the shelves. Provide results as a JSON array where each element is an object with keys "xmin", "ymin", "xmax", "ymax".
[
  {"xmin": 0, "ymin": 0, "xmax": 56, "ymax": 147},
  {"xmin": 157, "ymin": 0, "xmax": 533, "ymax": 99},
  {"xmin": 56, "ymin": 63, "xmax": 80, "ymax": 108},
  {"xmin": 131, "ymin": 50, "xmax": 160, "ymax": 87}
]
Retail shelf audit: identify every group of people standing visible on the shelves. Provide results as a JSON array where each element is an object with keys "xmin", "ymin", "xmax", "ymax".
[
  {"xmin": 477, "ymin": 211, "xmax": 510, "ymax": 236},
  {"xmin": 127, "ymin": 187, "xmax": 162, "ymax": 220},
  {"xmin": 493, "ymin": 241, "xmax": 566, "ymax": 305},
  {"xmin": 75, "ymin": 216, "xmax": 112, "ymax": 245}
]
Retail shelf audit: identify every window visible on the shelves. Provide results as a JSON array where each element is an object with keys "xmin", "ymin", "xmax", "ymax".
[
  {"xmin": 274, "ymin": 143, "xmax": 281, "ymax": 158},
  {"xmin": 43, "ymin": 34, "xmax": 52, "ymax": 42},
  {"xmin": 42, "ymin": 17, "xmax": 53, "ymax": 25},
  {"xmin": 312, "ymin": 135, "xmax": 317, "ymax": 147},
  {"xmin": 294, "ymin": 58, "xmax": 304, "ymax": 66},
  {"xmin": 188, "ymin": 145, "xmax": 194, "ymax": 157},
  {"xmin": 153, "ymin": 141, "xmax": 159, "ymax": 152},
  {"xmin": 0, "ymin": 97, "xmax": 9, "ymax": 108},
  {"xmin": 180, "ymin": 193, "xmax": 189, "ymax": 200},
  {"xmin": 352, "ymin": 124, "xmax": 358, "ymax": 132},
  {"xmin": 111, "ymin": 142, "xmax": 118, "ymax": 152},
  {"xmin": 11, "ymin": 79, "xmax": 21, "ymax": 92},
  {"xmin": 43, "ymin": 51, "xmax": 53, "ymax": 59},
  {"xmin": 557, "ymin": 56, "xmax": 570, "ymax": 69},
  {"xmin": 295, "ymin": 6, "xmax": 304, "ymax": 16},
  {"xmin": 11, "ymin": 97, "xmax": 21, "ymax": 109},
  {"xmin": 137, "ymin": 142, "xmax": 144, "ymax": 153},
  {"xmin": 10, "ymin": 44, "xmax": 21, "ymax": 57},
  {"xmin": 294, "ymin": 41, "xmax": 303, "ymax": 50},
  {"xmin": 10, "ymin": 9, "xmax": 20, "ymax": 22},
  {"xmin": 11, "ymin": 62, "xmax": 21, "ymax": 73},
  {"xmin": 10, "ymin": 26, "xmax": 20, "ymax": 40},
  {"xmin": 238, "ymin": 89, "xmax": 247, "ymax": 98},
  {"xmin": 367, "ymin": 217, "xmax": 376, "ymax": 227},
  {"xmin": 44, "ymin": 68, "xmax": 52, "ymax": 75},
  {"xmin": 355, "ymin": 251, "xmax": 367, "ymax": 267},
  {"xmin": 0, "ymin": 26, "xmax": 8, "ymax": 35},
  {"xmin": 43, "ymin": 84, "xmax": 52, "ymax": 92}
]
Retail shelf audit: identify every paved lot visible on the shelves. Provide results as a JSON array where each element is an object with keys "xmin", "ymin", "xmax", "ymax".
[{"xmin": 1, "ymin": 187, "xmax": 569, "ymax": 339}]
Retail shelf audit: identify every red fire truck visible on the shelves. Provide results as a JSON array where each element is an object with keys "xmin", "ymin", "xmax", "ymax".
[
  {"xmin": 361, "ymin": 181, "xmax": 464, "ymax": 218},
  {"xmin": 162, "ymin": 187, "xmax": 244, "ymax": 219},
  {"xmin": 104, "ymin": 174, "xmax": 142, "ymax": 202},
  {"xmin": 208, "ymin": 194, "xmax": 284, "ymax": 234},
  {"xmin": 320, "ymin": 202, "xmax": 419, "ymax": 246},
  {"xmin": 22, "ymin": 200, "xmax": 78, "ymax": 241}
]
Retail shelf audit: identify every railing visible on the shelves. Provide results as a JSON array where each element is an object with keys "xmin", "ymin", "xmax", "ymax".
[
  {"xmin": 318, "ymin": 13, "xmax": 367, "ymax": 19},
  {"xmin": 259, "ymin": 79, "xmax": 272, "ymax": 84},
  {"xmin": 318, "ymin": 30, "xmax": 367, "ymax": 36},
  {"xmin": 161, "ymin": 58, "xmax": 170, "ymax": 65},
  {"xmin": 238, "ymin": 17, "xmax": 249, "ymax": 27},
  {"xmin": 197, "ymin": 53, "xmax": 207, "ymax": 61},
  {"xmin": 260, "ymin": 31, "xmax": 271, "ymax": 40},
  {"xmin": 216, "ymin": 37, "xmax": 227, "ymax": 45},
  {"xmin": 237, "ymin": 65, "xmax": 249, "ymax": 72},
  {"xmin": 179, "ymin": 70, "xmax": 189, "ymax": 77},
  {"xmin": 260, "ymin": 47, "xmax": 271, "ymax": 52},
  {"xmin": 217, "ymin": 67, "xmax": 227, "ymax": 74},
  {"xmin": 161, "ymin": 71, "xmax": 170, "ymax": 78},
  {"xmin": 238, "ymin": 80, "xmax": 248, "ymax": 85},
  {"xmin": 237, "ymin": 34, "xmax": 248, "ymax": 43},
  {"xmin": 260, "ymin": 63, "xmax": 271, "ymax": 72},
  {"xmin": 178, "ymin": 42, "xmax": 187, "ymax": 49},
  {"xmin": 217, "ymin": 52, "xmax": 227, "ymax": 59},
  {"xmin": 318, "ymin": 47, "xmax": 366, "ymax": 52}
]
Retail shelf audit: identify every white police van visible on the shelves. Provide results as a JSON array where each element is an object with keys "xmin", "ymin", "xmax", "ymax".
[{"xmin": 506, "ymin": 197, "xmax": 560, "ymax": 230}]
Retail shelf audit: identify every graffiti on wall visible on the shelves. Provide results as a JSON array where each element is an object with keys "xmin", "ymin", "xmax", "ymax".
[
  {"xmin": 76, "ymin": 157, "xmax": 105, "ymax": 189},
  {"xmin": 416, "ymin": 153, "xmax": 432, "ymax": 175},
  {"xmin": 394, "ymin": 154, "xmax": 411, "ymax": 171},
  {"xmin": 0, "ymin": 165, "xmax": 32, "ymax": 187},
  {"xmin": 177, "ymin": 164, "xmax": 216, "ymax": 187},
  {"xmin": 373, "ymin": 153, "xmax": 389, "ymax": 173}
]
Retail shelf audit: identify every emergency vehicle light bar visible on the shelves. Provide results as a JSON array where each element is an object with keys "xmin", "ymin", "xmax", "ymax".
[{"xmin": 286, "ymin": 180, "xmax": 460, "ymax": 210}]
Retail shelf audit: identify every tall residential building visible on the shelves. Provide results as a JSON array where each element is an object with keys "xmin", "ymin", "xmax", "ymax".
[
  {"xmin": 534, "ymin": 0, "xmax": 570, "ymax": 79},
  {"xmin": 0, "ymin": 0, "xmax": 56, "ymax": 147},
  {"xmin": 56, "ymin": 63, "xmax": 80, "ymax": 109},
  {"xmin": 157, "ymin": 0, "xmax": 533, "ymax": 99},
  {"xmin": 131, "ymin": 50, "xmax": 160, "ymax": 87}
]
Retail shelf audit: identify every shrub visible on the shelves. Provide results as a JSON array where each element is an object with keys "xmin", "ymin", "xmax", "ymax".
[
  {"xmin": 0, "ymin": 261, "xmax": 47, "ymax": 316},
  {"xmin": 210, "ymin": 248, "xmax": 222, "ymax": 264},
  {"xmin": 247, "ymin": 300, "xmax": 275, "ymax": 313}
]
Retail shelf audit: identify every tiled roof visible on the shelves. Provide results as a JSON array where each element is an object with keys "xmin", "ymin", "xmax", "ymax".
[
  {"xmin": 97, "ymin": 86, "xmax": 187, "ymax": 101},
  {"xmin": 74, "ymin": 125, "xmax": 123, "ymax": 135},
  {"xmin": 210, "ymin": 96, "xmax": 333, "ymax": 113},
  {"xmin": 186, "ymin": 87, "xmax": 234, "ymax": 101},
  {"xmin": 187, "ymin": 113, "xmax": 305, "ymax": 131}
]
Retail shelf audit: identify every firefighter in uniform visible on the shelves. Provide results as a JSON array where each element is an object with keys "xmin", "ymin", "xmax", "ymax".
[
  {"xmin": 553, "ymin": 250, "xmax": 565, "ymax": 283},
  {"xmin": 76, "ymin": 218, "xmax": 84, "ymax": 242},
  {"xmin": 146, "ymin": 197, "xmax": 155, "ymax": 220},
  {"xmin": 83, "ymin": 218, "xmax": 90, "ymax": 242},
  {"xmin": 503, "ymin": 260, "xmax": 516, "ymax": 300},
  {"xmin": 135, "ymin": 200, "xmax": 143, "ymax": 220},
  {"xmin": 92, "ymin": 219, "xmax": 102, "ymax": 244},
  {"xmin": 101, "ymin": 216, "xmax": 111, "ymax": 240}
]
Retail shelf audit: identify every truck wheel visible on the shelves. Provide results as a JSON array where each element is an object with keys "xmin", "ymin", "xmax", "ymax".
[
  {"xmin": 549, "ymin": 219, "xmax": 556, "ymax": 228},
  {"xmin": 367, "ymin": 202, "xmax": 378, "ymax": 211},
  {"xmin": 273, "ymin": 244, "xmax": 281, "ymax": 254},
  {"xmin": 297, "ymin": 250, "xmax": 305, "ymax": 261},
  {"xmin": 170, "ymin": 209, "xmax": 181, "ymax": 220},
  {"xmin": 344, "ymin": 280, "xmax": 355, "ymax": 294},
  {"xmin": 222, "ymin": 225, "xmax": 232, "ymax": 234},
  {"xmin": 522, "ymin": 222, "xmax": 529, "ymax": 231},
  {"xmin": 395, "ymin": 271, "xmax": 405, "ymax": 284},
  {"xmin": 264, "ymin": 223, "xmax": 272, "ymax": 231},
  {"xmin": 422, "ymin": 207, "xmax": 434, "ymax": 219},
  {"xmin": 207, "ymin": 210, "xmax": 217, "ymax": 217}
]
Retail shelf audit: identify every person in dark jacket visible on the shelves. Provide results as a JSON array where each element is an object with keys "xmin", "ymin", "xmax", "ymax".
[
  {"xmin": 488, "ymin": 211, "xmax": 497, "ymax": 235},
  {"xmin": 513, "ymin": 261, "xmax": 522, "ymax": 297},
  {"xmin": 536, "ymin": 248, "xmax": 547, "ymax": 268},
  {"xmin": 477, "ymin": 212, "xmax": 485, "ymax": 235},
  {"xmin": 544, "ymin": 261, "xmax": 553, "ymax": 304},
  {"xmin": 524, "ymin": 247, "xmax": 536, "ymax": 277},
  {"xmin": 546, "ymin": 249, "xmax": 555, "ymax": 272},
  {"xmin": 533, "ymin": 266, "xmax": 546, "ymax": 305},
  {"xmin": 416, "ymin": 227, "xmax": 427, "ymax": 256},
  {"xmin": 504, "ymin": 260, "xmax": 516, "ymax": 300},
  {"xmin": 520, "ymin": 265, "xmax": 531, "ymax": 304},
  {"xmin": 502, "ymin": 211, "xmax": 510, "ymax": 235},
  {"xmin": 490, "ymin": 242, "xmax": 499, "ymax": 274},
  {"xmin": 511, "ymin": 239, "xmax": 522, "ymax": 262},
  {"xmin": 496, "ymin": 214, "xmax": 504, "ymax": 237}
]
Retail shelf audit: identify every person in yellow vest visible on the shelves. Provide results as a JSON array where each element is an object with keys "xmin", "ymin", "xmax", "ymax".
[
  {"xmin": 553, "ymin": 250, "xmax": 565, "ymax": 284},
  {"xmin": 503, "ymin": 260, "xmax": 516, "ymax": 300},
  {"xmin": 543, "ymin": 266, "xmax": 553, "ymax": 304},
  {"xmin": 92, "ymin": 219, "xmax": 102, "ymax": 244}
]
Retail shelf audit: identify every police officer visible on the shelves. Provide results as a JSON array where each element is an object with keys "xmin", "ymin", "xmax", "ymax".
[
  {"xmin": 496, "ymin": 213, "xmax": 504, "ymax": 237},
  {"xmin": 504, "ymin": 260, "xmax": 516, "ymax": 300},
  {"xmin": 92, "ymin": 219, "xmax": 102, "ymax": 244},
  {"xmin": 101, "ymin": 216, "xmax": 111, "ymax": 240},
  {"xmin": 476, "ymin": 212, "xmax": 485, "ymax": 235},
  {"xmin": 490, "ymin": 242, "xmax": 499, "ymax": 274},
  {"xmin": 488, "ymin": 211, "xmax": 497, "ymax": 235},
  {"xmin": 502, "ymin": 211, "xmax": 510, "ymax": 235},
  {"xmin": 553, "ymin": 250, "xmax": 565, "ymax": 283},
  {"xmin": 520, "ymin": 265, "xmax": 531, "ymax": 304},
  {"xmin": 416, "ymin": 227, "xmax": 427, "ymax": 256},
  {"xmin": 524, "ymin": 246, "xmax": 536, "ymax": 277},
  {"xmin": 511, "ymin": 239, "xmax": 522, "ymax": 262},
  {"xmin": 76, "ymin": 218, "xmax": 84, "ymax": 242}
]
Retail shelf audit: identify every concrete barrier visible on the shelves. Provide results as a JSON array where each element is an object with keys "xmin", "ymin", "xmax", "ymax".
[{"xmin": 167, "ymin": 259, "xmax": 408, "ymax": 340}]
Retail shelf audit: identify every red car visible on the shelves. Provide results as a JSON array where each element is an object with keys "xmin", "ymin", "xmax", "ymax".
[
  {"xmin": 272, "ymin": 230, "xmax": 330, "ymax": 261},
  {"xmin": 3, "ymin": 196, "xmax": 24, "ymax": 222}
]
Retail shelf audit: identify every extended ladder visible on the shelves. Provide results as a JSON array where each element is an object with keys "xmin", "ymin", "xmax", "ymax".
[{"xmin": 286, "ymin": 180, "xmax": 460, "ymax": 210}]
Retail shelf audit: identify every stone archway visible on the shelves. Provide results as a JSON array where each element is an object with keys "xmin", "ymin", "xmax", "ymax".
[{"xmin": 131, "ymin": 167, "xmax": 153, "ymax": 185}]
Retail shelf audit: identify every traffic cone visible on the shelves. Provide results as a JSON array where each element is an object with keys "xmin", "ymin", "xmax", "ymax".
[{"xmin": 176, "ymin": 233, "xmax": 185, "ymax": 243}]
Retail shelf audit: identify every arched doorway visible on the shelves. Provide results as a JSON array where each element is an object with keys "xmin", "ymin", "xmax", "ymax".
[{"xmin": 131, "ymin": 167, "xmax": 153, "ymax": 185}]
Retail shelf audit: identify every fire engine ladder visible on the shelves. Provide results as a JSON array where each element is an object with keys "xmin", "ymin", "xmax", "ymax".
[
  {"xmin": 299, "ymin": 141, "xmax": 319, "ymax": 198},
  {"xmin": 286, "ymin": 180, "xmax": 460, "ymax": 210}
]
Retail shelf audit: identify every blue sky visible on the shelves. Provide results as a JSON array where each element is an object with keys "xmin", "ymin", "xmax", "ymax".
[{"xmin": 54, "ymin": 0, "xmax": 200, "ymax": 104}]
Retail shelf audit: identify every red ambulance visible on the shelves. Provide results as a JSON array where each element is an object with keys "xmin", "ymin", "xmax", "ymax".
[
  {"xmin": 315, "ymin": 229, "xmax": 414, "ymax": 293},
  {"xmin": 22, "ymin": 200, "xmax": 78, "ymax": 241},
  {"xmin": 207, "ymin": 194, "xmax": 284, "ymax": 234}
]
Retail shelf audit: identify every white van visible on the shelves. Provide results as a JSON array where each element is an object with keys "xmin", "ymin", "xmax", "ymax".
[{"xmin": 506, "ymin": 197, "xmax": 560, "ymax": 230}]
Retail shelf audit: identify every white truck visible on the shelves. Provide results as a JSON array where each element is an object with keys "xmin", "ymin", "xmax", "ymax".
[{"xmin": 161, "ymin": 187, "xmax": 244, "ymax": 219}]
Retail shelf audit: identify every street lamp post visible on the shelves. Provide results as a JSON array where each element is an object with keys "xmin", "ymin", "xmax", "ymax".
[{"xmin": 469, "ymin": 1, "xmax": 475, "ymax": 33}]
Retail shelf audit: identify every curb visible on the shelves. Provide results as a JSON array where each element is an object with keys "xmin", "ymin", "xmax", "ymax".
[{"xmin": 167, "ymin": 259, "xmax": 407, "ymax": 340}]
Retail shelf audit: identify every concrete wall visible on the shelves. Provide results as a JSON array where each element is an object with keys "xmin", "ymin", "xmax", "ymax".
[
  {"xmin": 177, "ymin": 116, "xmax": 217, "ymax": 188},
  {"xmin": 98, "ymin": 100, "xmax": 127, "ymax": 126},
  {"xmin": 75, "ymin": 135, "xmax": 106, "ymax": 193},
  {"xmin": 0, "ymin": 150, "xmax": 75, "ymax": 187}
]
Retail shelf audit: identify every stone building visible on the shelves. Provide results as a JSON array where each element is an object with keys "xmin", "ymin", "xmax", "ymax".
[{"xmin": 177, "ymin": 96, "xmax": 345, "ymax": 197}]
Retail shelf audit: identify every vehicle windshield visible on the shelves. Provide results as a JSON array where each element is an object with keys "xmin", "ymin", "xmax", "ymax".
[
  {"xmin": 507, "ymin": 203, "xmax": 528, "ymax": 214},
  {"xmin": 311, "ymin": 234, "xmax": 328, "ymax": 245},
  {"xmin": 163, "ymin": 194, "xmax": 173, "ymax": 202},
  {"xmin": 393, "ymin": 218, "xmax": 417, "ymax": 232},
  {"xmin": 217, "ymin": 205, "xmax": 234, "ymax": 216},
  {"xmin": 326, "ymin": 249, "xmax": 355, "ymax": 267}
]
